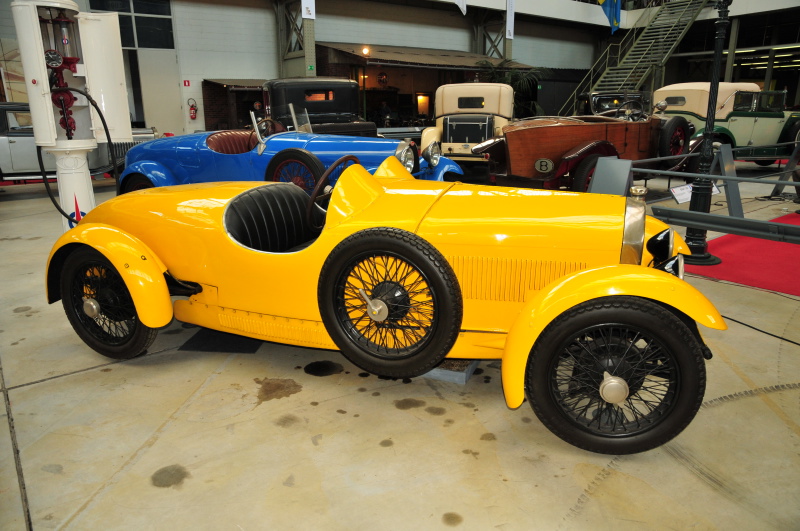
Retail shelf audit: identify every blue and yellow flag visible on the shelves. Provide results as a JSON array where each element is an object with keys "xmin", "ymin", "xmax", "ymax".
[{"xmin": 599, "ymin": 0, "xmax": 621, "ymax": 33}]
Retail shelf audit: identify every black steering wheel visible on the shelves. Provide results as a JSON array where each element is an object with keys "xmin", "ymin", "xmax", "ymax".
[
  {"xmin": 306, "ymin": 155, "xmax": 360, "ymax": 230},
  {"xmin": 256, "ymin": 117, "xmax": 280, "ymax": 137},
  {"xmin": 614, "ymin": 100, "xmax": 645, "ymax": 121}
]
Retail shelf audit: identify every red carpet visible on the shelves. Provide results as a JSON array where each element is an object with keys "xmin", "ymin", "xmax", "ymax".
[{"xmin": 685, "ymin": 213, "xmax": 800, "ymax": 296}]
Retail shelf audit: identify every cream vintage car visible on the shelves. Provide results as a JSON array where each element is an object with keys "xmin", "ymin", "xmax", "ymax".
[
  {"xmin": 420, "ymin": 83, "xmax": 515, "ymax": 182},
  {"xmin": 654, "ymin": 82, "xmax": 800, "ymax": 166}
]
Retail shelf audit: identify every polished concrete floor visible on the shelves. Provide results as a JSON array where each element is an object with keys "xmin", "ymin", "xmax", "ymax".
[{"xmin": 1, "ymin": 169, "xmax": 798, "ymax": 530}]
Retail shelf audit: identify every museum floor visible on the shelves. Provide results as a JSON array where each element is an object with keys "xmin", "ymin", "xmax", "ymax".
[{"xmin": 1, "ymin": 169, "xmax": 798, "ymax": 530}]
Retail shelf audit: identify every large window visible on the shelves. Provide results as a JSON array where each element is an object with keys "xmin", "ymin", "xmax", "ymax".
[{"xmin": 90, "ymin": 0, "xmax": 173, "ymax": 49}]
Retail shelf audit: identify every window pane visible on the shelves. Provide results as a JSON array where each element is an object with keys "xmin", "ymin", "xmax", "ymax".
[
  {"xmin": 90, "ymin": 0, "xmax": 131, "ymax": 12},
  {"xmin": 458, "ymin": 97, "xmax": 484, "ymax": 109},
  {"xmin": 133, "ymin": 0, "xmax": 171, "ymax": 16},
  {"xmin": 119, "ymin": 14, "xmax": 135, "ymax": 47},
  {"xmin": 305, "ymin": 90, "xmax": 334, "ymax": 101},
  {"xmin": 135, "ymin": 16, "xmax": 174, "ymax": 49}
]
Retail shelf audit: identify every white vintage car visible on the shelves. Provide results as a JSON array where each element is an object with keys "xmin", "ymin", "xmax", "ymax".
[
  {"xmin": 654, "ymin": 82, "xmax": 800, "ymax": 166},
  {"xmin": 0, "ymin": 102, "xmax": 155, "ymax": 181},
  {"xmin": 420, "ymin": 83, "xmax": 514, "ymax": 182}
]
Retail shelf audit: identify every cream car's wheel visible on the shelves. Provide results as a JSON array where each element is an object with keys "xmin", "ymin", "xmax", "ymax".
[
  {"xmin": 60, "ymin": 246, "xmax": 156, "ymax": 359},
  {"xmin": 526, "ymin": 296, "xmax": 706, "ymax": 455},
  {"xmin": 318, "ymin": 228, "xmax": 462, "ymax": 378}
]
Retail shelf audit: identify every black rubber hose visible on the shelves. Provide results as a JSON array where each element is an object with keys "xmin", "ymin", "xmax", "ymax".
[{"xmin": 50, "ymin": 86, "xmax": 121, "ymax": 194}]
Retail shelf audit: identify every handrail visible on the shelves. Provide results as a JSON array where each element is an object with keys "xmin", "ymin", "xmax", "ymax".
[{"xmin": 558, "ymin": 0, "xmax": 709, "ymax": 116}]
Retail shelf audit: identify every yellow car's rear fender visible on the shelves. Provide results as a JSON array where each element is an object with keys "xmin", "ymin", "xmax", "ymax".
[
  {"xmin": 501, "ymin": 265, "xmax": 727, "ymax": 409},
  {"xmin": 46, "ymin": 224, "xmax": 173, "ymax": 328}
]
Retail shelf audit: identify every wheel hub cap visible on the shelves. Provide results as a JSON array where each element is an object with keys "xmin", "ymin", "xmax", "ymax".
[
  {"xmin": 83, "ymin": 298, "xmax": 101, "ymax": 319},
  {"xmin": 599, "ymin": 371, "xmax": 629, "ymax": 404}
]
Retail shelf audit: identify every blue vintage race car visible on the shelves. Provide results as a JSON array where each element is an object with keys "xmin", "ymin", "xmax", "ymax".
[{"xmin": 119, "ymin": 116, "xmax": 461, "ymax": 193}]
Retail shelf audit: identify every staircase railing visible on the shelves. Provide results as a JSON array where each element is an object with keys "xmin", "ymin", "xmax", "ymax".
[
  {"xmin": 557, "ymin": 7, "xmax": 657, "ymax": 116},
  {"xmin": 597, "ymin": 0, "xmax": 709, "ymax": 92}
]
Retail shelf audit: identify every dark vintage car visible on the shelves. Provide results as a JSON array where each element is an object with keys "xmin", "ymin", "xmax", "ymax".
[
  {"xmin": 264, "ymin": 77, "xmax": 379, "ymax": 137},
  {"xmin": 47, "ymin": 154, "xmax": 726, "ymax": 455}
]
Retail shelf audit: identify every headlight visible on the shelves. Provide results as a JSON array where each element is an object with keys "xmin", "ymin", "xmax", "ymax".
[
  {"xmin": 654, "ymin": 254, "xmax": 684, "ymax": 279},
  {"xmin": 619, "ymin": 186, "xmax": 647, "ymax": 264},
  {"xmin": 421, "ymin": 141, "xmax": 442, "ymax": 167},
  {"xmin": 394, "ymin": 140, "xmax": 420, "ymax": 173},
  {"xmin": 646, "ymin": 228, "xmax": 674, "ymax": 263}
]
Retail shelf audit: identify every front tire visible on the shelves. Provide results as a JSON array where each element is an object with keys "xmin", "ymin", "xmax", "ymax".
[
  {"xmin": 318, "ymin": 228, "xmax": 462, "ymax": 378},
  {"xmin": 60, "ymin": 247, "xmax": 157, "ymax": 359},
  {"xmin": 571, "ymin": 154, "xmax": 603, "ymax": 192},
  {"xmin": 525, "ymin": 296, "xmax": 706, "ymax": 454},
  {"xmin": 265, "ymin": 148, "xmax": 325, "ymax": 193}
]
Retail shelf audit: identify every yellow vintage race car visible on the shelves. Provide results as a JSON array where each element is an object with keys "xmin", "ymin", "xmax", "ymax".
[{"xmin": 46, "ymin": 156, "xmax": 726, "ymax": 454}]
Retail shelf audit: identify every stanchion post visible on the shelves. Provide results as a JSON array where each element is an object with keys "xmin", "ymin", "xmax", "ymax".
[{"xmin": 684, "ymin": 0, "xmax": 732, "ymax": 265}]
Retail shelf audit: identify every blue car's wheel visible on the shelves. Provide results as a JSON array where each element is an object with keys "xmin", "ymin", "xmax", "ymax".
[
  {"xmin": 265, "ymin": 148, "xmax": 325, "ymax": 193},
  {"xmin": 318, "ymin": 228, "xmax": 463, "ymax": 378},
  {"xmin": 60, "ymin": 246, "xmax": 157, "ymax": 359},
  {"xmin": 120, "ymin": 173, "xmax": 154, "ymax": 194}
]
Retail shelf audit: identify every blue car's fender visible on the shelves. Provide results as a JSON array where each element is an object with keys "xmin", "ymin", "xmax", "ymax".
[
  {"xmin": 120, "ymin": 160, "xmax": 180, "ymax": 188},
  {"xmin": 414, "ymin": 156, "xmax": 463, "ymax": 181}
]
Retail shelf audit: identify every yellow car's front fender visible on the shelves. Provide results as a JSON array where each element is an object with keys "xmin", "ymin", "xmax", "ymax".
[
  {"xmin": 501, "ymin": 265, "xmax": 726, "ymax": 409},
  {"xmin": 46, "ymin": 224, "xmax": 173, "ymax": 328}
]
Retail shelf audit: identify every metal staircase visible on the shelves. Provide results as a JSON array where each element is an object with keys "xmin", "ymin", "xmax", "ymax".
[{"xmin": 559, "ymin": 0, "xmax": 709, "ymax": 116}]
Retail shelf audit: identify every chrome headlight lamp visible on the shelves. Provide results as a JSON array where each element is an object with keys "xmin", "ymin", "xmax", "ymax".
[
  {"xmin": 647, "ymin": 228, "xmax": 684, "ymax": 279},
  {"xmin": 646, "ymin": 228, "xmax": 674, "ymax": 262},
  {"xmin": 654, "ymin": 254, "xmax": 685, "ymax": 279},
  {"xmin": 421, "ymin": 141, "xmax": 441, "ymax": 167},
  {"xmin": 619, "ymin": 186, "xmax": 648, "ymax": 265},
  {"xmin": 394, "ymin": 140, "xmax": 420, "ymax": 173}
]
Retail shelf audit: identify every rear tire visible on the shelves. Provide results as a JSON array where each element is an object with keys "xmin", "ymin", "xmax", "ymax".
[
  {"xmin": 659, "ymin": 116, "xmax": 690, "ymax": 168},
  {"xmin": 60, "ymin": 247, "xmax": 156, "ymax": 359},
  {"xmin": 265, "ymin": 148, "xmax": 325, "ymax": 193},
  {"xmin": 318, "ymin": 228, "xmax": 462, "ymax": 378}
]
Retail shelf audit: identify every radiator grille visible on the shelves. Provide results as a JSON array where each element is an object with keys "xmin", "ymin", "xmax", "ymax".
[{"xmin": 446, "ymin": 256, "xmax": 587, "ymax": 302}]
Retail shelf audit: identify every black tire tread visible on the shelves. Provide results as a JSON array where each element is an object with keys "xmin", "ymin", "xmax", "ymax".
[
  {"xmin": 60, "ymin": 246, "xmax": 157, "ymax": 360},
  {"xmin": 571, "ymin": 153, "xmax": 602, "ymax": 192},
  {"xmin": 526, "ymin": 296, "xmax": 706, "ymax": 455},
  {"xmin": 265, "ymin": 148, "xmax": 325, "ymax": 192}
]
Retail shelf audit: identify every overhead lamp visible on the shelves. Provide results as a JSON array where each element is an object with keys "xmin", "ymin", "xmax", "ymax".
[{"xmin": 362, "ymin": 46, "xmax": 370, "ymax": 56}]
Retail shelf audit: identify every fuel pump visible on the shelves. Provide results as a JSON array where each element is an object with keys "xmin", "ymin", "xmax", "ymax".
[{"xmin": 11, "ymin": 0, "xmax": 133, "ymax": 232}]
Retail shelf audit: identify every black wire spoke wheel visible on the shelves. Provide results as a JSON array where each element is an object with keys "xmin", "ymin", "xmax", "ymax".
[
  {"xmin": 526, "ymin": 296, "xmax": 706, "ymax": 454},
  {"xmin": 551, "ymin": 324, "xmax": 676, "ymax": 435},
  {"xmin": 60, "ymin": 247, "xmax": 157, "ymax": 359},
  {"xmin": 319, "ymin": 228, "xmax": 462, "ymax": 378},
  {"xmin": 339, "ymin": 252, "xmax": 434, "ymax": 356}
]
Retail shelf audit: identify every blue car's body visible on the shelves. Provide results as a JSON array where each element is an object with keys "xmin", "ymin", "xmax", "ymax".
[{"xmin": 120, "ymin": 129, "xmax": 461, "ymax": 192}]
